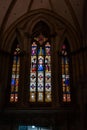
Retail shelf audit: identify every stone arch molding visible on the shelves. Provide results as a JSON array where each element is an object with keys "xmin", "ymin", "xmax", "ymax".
[{"xmin": 1, "ymin": 9, "xmax": 79, "ymax": 53}]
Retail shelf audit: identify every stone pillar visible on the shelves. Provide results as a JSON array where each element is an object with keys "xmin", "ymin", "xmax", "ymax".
[{"xmin": 0, "ymin": 51, "xmax": 10, "ymax": 110}]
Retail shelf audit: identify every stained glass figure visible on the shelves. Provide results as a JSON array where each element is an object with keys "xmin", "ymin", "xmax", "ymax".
[
  {"xmin": 38, "ymin": 56, "xmax": 44, "ymax": 71},
  {"xmin": 31, "ymin": 42, "xmax": 37, "ymax": 55},
  {"xmin": 45, "ymin": 42, "xmax": 51, "ymax": 55},
  {"xmin": 38, "ymin": 47, "xmax": 44, "ymax": 55},
  {"xmin": 45, "ymin": 56, "xmax": 51, "ymax": 72},
  {"xmin": 61, "ymin": 43, "xmax": 71, "ymax": 102},
  {"xmin": 10, "ymin": 44, "xmax": 20, "ymax": 102},
  {"xmin": 30, "ymin": 34, "xmax": 52, "ymax": 102},
  {"xmin": 31, "ymin": 56, "xmax": 37, "ymax": 72}
]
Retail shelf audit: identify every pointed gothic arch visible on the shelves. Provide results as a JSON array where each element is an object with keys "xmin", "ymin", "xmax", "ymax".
[
  {"xmin": 0, "ymin": 9, "xmax": 79, "ymax": 108},
  {"xmin": 10, "ymin": 40, "xmax": 21, "ymax": 102},
  {"xmin": 29, "ymin": 21, "xmax": 52, "ymax": 103}
]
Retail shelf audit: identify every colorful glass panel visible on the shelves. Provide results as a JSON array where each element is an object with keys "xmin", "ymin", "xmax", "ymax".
[
  {"xmin": 30, "ymin": 42, "xmax": 37, "ymax": 102},
  {"xmin": 10, "ymin": 44, "xmax": 20, "ymax": 102},
  {"xmin": 30, "ymin": 35, "xmax": 52, "ymax": 102},
  {"xmin": 61, "ymin": 44, "xmax": 71, "ymax": 102}
]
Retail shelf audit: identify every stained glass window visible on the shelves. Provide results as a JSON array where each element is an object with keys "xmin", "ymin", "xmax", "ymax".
[
  {"xmin": 61, "ymin": 43, "xmax": 71, "ymax": 102},
  {"xmin": 10, "ymin": 44, "xmax": 20, "ymax": 102},
  {"xmin": 30, "ymin": 34, "xmax": 52, "ymax": 102}
]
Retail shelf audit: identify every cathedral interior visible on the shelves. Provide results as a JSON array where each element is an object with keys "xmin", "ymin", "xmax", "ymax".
[{"xmin": 0, "ymin": 0, "xmax": 87, "ymax": 130}]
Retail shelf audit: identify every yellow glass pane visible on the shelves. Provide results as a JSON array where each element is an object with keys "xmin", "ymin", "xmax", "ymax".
[
  {"xmin": 67, "ymin": 94, "xmax": 71, "ymax": 102},
  {"xmin": 16, "ymin": 67, "xmax": 19, "ymax": 71},
  {"xmin": 63, "ymin": 87, "xmax": 66, "ymax": 92},
  {"xmin": 45, "ymin": 92, "xmax": 52, "ymax": 102},
  {"xmin": 15, "ymin": 94, "xmax": 18, "ymax": 102},
  {"xmin": 12, "ymin": 67, "xmax": 16, "ymax": 71},
  {"xmin": 63, "ymin": 94, "xmax": 66, "ymax": 102},
  {"xmin": 15, "ymin": 86, "xmax": 18, "ymax": 92},
  {"xmin": 16, "ymin": 79, "xmax": 19, "ymax": 86},
  {"xmin": 45, "ymin": 56, "xmax": 51, "ymax": 72},
  {"xmin": 10, "ymin": 94, "xmax": 14, "ymax": 102},
  {"xmin": 13, "ymin": 64, "xmax": 16, "ymax": 68},
  {"xmin": 66, "ymin": 86, "xmax": 70, "ymax": 92},
  {"xmin": 65, "ymin": 69, "xmax": 69, "ymax": 74},
  {"xmin": 11, "ymin": 86, "xmax": 14, "ymax": 92},
  {"xmin": 30, "ymin": 92, "xmax": 36, "ymax": 102},
  {"xmin": 65, "ymin": 64, "xmax": 69, "ymax": 68},
  {"xmin": 37, "ymin": 92, "xmax": 43, "ymax": 102},
  {"xmin": 62, "ymin": 68, "xmax": 64, "ymax": 74}
]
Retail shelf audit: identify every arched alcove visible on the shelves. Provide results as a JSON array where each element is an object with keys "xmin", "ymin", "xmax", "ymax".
[
  {"xmin": 0, "ymin": 9, "xmax": 79, "ymax": 109},
  {"xmin": 32, "ymin": 21, "xmax": 50, "ymax": 37},
  {"xmin": 0, "ymin": 9, "xmax": 80, "ymax": 53}
]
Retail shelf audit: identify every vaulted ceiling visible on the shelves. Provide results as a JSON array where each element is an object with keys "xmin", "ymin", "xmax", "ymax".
[{"xmin": 0, "ymin": 0, "xmax": 86, "ymax": 35}]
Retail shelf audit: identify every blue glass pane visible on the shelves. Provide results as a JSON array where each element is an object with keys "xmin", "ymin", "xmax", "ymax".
[
  {"xmin": 11, "ymin": 79, "xmax": 15, "ymax": 85},
  {"xmin": 38, "ymin": 47, "xmax": 45, "ymax": 55},
  {"xmin": 65, "ymin": 79, "xmax": 69, "ymax": 85},
  {"xmin": 38, "ymin": 57, "xmax": 44, "ymax": 71},
  {"xmin": 38, "ymin": 65, "xmax": 44, "ymax": 71}
]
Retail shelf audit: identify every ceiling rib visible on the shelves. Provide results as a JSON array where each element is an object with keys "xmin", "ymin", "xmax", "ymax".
[
  {"xmin": 27, "ymin": 0, "xmax": 34, "ymax": 12},
  {"xmin": 65, "ymin": 0, "xmax": 82, "ymax": 37},
  {"xmin": 0, "ymin": 0, "xmax": 17, "ymax": 36}
]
